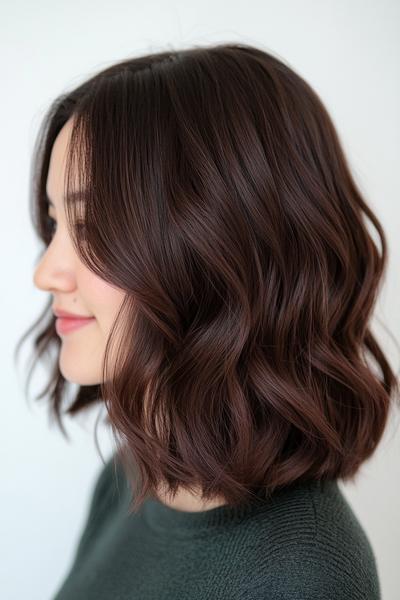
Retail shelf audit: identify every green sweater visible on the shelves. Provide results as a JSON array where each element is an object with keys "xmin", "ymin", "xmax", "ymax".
[{"xmin": 52, "ymin": 454, "xmax": 381, "ymax": 599}]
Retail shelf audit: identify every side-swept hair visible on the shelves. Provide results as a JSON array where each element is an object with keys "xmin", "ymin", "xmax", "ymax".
[{"xmin": 15, "ymin": 42, "xmax": 400, "ymax": 511}]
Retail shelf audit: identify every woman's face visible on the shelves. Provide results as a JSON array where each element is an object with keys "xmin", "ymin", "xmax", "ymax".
[{"xmin": 33, "ymin": 118, "xmax": 126, "ymax": 385}]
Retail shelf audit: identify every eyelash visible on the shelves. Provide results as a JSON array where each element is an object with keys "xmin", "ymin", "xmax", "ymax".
[
  {"xmin": 46, "ymin": 215, "xmax": 57, "ymax": 237},
  {"xmin": 46, "ymin": 215, "xmax": 85, "ymax": 238}
]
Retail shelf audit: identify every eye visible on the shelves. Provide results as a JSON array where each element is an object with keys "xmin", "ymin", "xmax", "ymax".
[
  {"xmin": 45, "ymin": 215, "xmax": 85, "ymax": 240},
  {"xmin": 46, "ymin": 214, "xmax": 57, "ymax": 238}
]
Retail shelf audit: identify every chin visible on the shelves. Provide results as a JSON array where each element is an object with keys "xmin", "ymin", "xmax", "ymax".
[{"xmin": 59, "ymin": 365, "xmax": 102, "ymax": 386}]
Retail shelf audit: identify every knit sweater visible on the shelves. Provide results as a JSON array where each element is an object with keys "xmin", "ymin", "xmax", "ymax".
[{"xmin": 51, "ymin": 454, "xmax": 381, "ymax": 599}]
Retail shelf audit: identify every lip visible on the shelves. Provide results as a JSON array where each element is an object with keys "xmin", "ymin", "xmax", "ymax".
[
  {"xmin": 53, "ymin": 307, "xmax": 94, "ymax": 319},
  {"xmin": 55, "ymin": 316, "xmax": 95, "ymax": 335}
]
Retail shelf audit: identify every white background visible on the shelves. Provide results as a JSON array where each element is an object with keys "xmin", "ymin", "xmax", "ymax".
[{"xmin": 1, "ymin": 1, "xmax": 399, "ymax": 598}]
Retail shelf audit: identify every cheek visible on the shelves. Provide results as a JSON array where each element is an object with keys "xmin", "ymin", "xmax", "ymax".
[{"xmin": 78, "ymin": 271, "xmax": 126, "ymax": 334}]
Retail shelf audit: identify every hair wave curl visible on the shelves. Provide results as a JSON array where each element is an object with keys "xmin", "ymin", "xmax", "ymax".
[{"xmin": 16, "ymin": 42, "xmax": 400, "ymax": 511}]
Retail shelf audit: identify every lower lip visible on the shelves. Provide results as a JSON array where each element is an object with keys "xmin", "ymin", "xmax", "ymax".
[{"xmin": 55, "ymin": 317, "xmax": 95, "ymax": 335}]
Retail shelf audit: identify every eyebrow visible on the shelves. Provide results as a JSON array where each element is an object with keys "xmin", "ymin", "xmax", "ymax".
[{"xmin": 45, "ymin": 190, "xmax": 88, "ymax": 208}]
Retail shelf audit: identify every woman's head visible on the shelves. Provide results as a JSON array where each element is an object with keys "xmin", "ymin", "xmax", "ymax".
[{"xmin": 17, "ymin": 42, "xmax": 399, "ymax": 511}]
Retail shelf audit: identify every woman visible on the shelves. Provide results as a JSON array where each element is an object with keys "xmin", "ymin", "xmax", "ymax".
[{"xmin": 16, "ymin": 42, "xmax": 398, "ymax": 599}]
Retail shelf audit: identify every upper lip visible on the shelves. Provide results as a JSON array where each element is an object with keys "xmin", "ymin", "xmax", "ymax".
[{"xmin": 53, "ymin": 307, "xmax": 94, "ymax": 319}]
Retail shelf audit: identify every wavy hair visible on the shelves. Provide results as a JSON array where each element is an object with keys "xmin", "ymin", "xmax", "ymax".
[{"xmin": 15, "ymin": 42, "xmax": 400, "ymax": 512}]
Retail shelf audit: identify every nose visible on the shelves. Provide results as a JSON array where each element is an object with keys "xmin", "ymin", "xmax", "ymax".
[{"xmin": 33, "ymin": 240, "xmax": 77, "ymax": 294}]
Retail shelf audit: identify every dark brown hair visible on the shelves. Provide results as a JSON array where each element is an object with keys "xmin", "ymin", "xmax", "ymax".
[{"xmin": 15, "ymin": 42, "xmax": 400, "ymax": 512}]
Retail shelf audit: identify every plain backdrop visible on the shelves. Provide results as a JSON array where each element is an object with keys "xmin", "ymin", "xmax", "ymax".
[{"xmin": 1, "ymin": 1, "xmax": 399, "ymax": 599}]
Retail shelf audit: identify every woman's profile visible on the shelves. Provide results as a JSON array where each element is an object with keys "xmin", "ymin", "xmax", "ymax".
[{"xmin": 16, "ymin": 42, "xmax": 399, "ymax": 599}]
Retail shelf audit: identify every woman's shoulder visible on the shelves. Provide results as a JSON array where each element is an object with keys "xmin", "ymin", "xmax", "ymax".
[
  {"xmin": 247, "ymin": 478, "xmax": 381, "ymax": 599},
  {"xmin": 70, "ymin": 453, "xmax": 127, "ymax": 561}
]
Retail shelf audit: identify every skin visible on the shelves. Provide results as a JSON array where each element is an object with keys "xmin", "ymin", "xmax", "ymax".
[
  {"xmin": 33, "ymin": 118, "xmax": 126, "ymax": 386},
  {"xmin": 33, "ymin": 117, "xmax": 227, "ymax": 513}
]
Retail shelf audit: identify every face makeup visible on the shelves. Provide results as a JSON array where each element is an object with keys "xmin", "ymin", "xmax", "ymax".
[
  {"xmin": 55, "ymin": 316, "xmax": 96, "ymax": 335},
  {"xmin": 33, "ymin": 118, "xmax": 126, "ymax": 385}
]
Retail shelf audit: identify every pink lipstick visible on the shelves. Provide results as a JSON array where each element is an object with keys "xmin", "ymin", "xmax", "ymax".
[
  {"xmin": 52, "ymin": 307, "xmax": 95, "ymax": 335},
  {"xmin": 55, "ymin": 316, "xmax": 95, "ymax": 335}
]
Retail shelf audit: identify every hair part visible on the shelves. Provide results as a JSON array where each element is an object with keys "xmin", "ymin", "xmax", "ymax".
[{"xmin": 16, "ymin": 42, "xmax": 400, "ymax": 511}]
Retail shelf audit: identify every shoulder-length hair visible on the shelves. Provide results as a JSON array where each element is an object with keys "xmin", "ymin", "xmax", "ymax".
[{"xmin": 15, "ymin": 42, "xmax": 400, "ymax": 512}]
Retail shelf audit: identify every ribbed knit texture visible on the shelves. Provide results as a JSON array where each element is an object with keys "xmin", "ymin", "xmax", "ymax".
[{"xmin": 52, "ymin": 454, "xmax": 381, "ymax": 599}]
